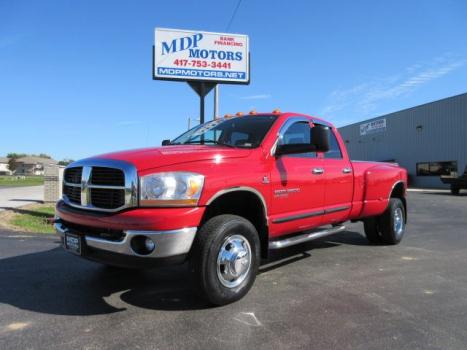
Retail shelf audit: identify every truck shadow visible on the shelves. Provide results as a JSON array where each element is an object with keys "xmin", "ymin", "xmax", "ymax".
[
  {"xmin": 0, "ymin": 230, "xmax": 369, "ymax": 314},
  {"xmin": 0, "ymin": 244, "xmax": 209, "ymax": 314}
]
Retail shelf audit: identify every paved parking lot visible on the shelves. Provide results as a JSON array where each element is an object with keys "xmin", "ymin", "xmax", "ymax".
[
  {"xmin": 0, "ymin": 186, "xmax": 44, "ymax": 212},
  {"xmin": 1, "ymin": 191, "xmax": 466, "ymax": 349}
]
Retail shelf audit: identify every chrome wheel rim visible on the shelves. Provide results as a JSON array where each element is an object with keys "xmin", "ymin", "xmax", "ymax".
[
  {"xmin": 394, "ymin": 207, "xmax": 404, "ymax": 238},
  {"xmin": 217, "ymin": 234, "xmax": 252, "ymax": 288}
]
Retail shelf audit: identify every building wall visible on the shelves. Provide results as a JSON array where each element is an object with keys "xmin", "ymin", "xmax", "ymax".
[
  {"xmin": 0, "ymin": 163, "xmax": 12, "ymax": 175},
  {"xmin": 15, "ymin": 164, "xmax": 44, "ymax": 176},
  {"xmin": 338, "ymin": 93, "xmax": 467, "ymax": 188}
]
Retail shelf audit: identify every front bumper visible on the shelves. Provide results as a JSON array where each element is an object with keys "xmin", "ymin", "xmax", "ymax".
[
  {"xmin": 55, "ymin": 200, "xmax": 205, "ymax": 268},
  {"xmin": 55, "ymin": 220, "xmax": 197, "ymax": 268}
]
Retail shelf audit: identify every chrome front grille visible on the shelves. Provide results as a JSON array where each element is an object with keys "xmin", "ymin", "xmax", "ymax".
[
  {"xmin": 64, "ymin": 167, "xmax": 82, "ymax": 184},
  {"xmin": 63, "ymin": 184, "xmax": 81, "ymax": 204},
  {"xmin": 62, "ymin": 159, "xmax": 138, "ymax": 212},
  {"xmin": 90, "ymin": 187, "xmax": 125, "ymax": 209},
  {"xmin": 90, "ymin": 167, "xmax": 125, "ymax": 186}
]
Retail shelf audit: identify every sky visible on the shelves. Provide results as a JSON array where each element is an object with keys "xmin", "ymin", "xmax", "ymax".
[{"xmin": 1, "ymin": 0, "xmax": 466, "ymax": 160}]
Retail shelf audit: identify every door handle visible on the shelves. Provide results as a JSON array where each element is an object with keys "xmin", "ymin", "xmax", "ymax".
[
  {"xmin": 312, "ymin": 167, "xmax": 324, "ymax": 175},
  {"xmin": 342, "ymin": 167, "xmax": 352, "ymax": 174}
]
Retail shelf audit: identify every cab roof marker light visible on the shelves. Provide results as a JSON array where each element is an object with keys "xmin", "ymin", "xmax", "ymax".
[
  {"xmin": 236, "ymin": 112, "xmax": 244, "ymax": 117},
  {"xmin": 272, "ymin": 109, "xmax": 281, "ymax": 114},
  {"xmin": 249, "ymin": 110, "xmax": 257, "ymax": 115}
]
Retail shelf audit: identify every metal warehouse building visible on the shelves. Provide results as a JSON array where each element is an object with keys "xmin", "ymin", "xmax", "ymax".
[{"xmin": 338, "ymin": 93, "xmax": 467, "ymax": 188}]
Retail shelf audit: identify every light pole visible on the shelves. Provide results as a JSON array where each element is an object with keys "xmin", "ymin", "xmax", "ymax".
[{"xmin": 213, "ymin": 85, "xmax": 219, "ymax": 120}]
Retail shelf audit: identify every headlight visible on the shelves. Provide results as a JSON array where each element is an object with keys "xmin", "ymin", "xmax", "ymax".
[{"xmin": 140, "ymin": 172, "xmax": 204, "ymax": 207}]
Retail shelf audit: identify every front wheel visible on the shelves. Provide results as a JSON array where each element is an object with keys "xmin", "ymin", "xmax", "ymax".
[{"xmin": 190, "ymin": 214, "xmax": 260, "ymax": 305}]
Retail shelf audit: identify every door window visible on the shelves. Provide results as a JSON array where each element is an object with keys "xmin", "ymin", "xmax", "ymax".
[
  {"xmin": 280, "ymin": 122, "xmax": 316, "ymax": 158},
  {"xmin": 324, "ymin": 131, "xmax": 343, "ymax": 159}
]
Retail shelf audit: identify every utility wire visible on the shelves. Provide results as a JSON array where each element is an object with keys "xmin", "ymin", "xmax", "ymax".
[
  {"xmin": 218, "ymin": 0, "xmax": 243, "ymax": 121},
  {"xmin": 226, "ymin": 0, "xmax": 243, "ymax": 31}
]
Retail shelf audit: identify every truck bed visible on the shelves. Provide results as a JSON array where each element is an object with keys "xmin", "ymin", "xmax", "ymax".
[{"xmin": 440, "ymin": 176, "xmax": 467, "ymax": 186}]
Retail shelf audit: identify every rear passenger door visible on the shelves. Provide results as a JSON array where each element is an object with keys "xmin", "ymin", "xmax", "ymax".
[{"xmin": 322, "ymin": 130, "xmax": 353, "ymax": 223}]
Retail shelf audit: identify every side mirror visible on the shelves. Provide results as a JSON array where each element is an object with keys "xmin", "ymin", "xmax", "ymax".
[
  {"xmin": 312, "ymin": 125, "xmax": 330, "ymax": 152},
  {"xmin": 275, "ymin": 143, "xmax": 316, "ymax": 156},
  {"xmin": 275, "ymin": 123, "xmax": 331, "ymax": 156},
  {"xmin": 161, "ymin": 139, "xmax": 171, "ymax": 146}
]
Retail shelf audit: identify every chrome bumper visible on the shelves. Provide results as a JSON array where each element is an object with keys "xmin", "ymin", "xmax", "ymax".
[{"xmin": 55, "ymin": 221, "xmax": 197, "ymax": 258}]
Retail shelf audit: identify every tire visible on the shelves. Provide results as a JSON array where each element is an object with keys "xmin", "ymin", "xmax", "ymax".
[
  {"xmin": 451, "ymin": 185, "xmax": 460, "ymax": 195},
  {"xmin": 363, "ymin": 217, "xmax": 383, "ymax": 244},
  {"xmin": 190, "ymin": 214, "xmax": 260, "ymax": 306},
  {"xmin": 378, "ymin": 198, "xmax": 406, "ymax": 245}
]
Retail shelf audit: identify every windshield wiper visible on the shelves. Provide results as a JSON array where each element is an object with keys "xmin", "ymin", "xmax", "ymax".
[{"xmin": 183, "ymin": 139, "xmax": 235, "ymax": 148}]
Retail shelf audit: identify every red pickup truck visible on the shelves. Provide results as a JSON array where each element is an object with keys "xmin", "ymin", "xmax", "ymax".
[{"xmin": 55, "ymin": 111, "xmax": 408, "ymax": 305}]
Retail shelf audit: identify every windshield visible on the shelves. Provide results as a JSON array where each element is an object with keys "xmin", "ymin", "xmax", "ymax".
[{"xmin": 171, "ymin": 115, "xmax": 277, "ymax": 148}]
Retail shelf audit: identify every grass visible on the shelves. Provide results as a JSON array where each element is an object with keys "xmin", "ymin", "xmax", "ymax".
[
  {"xmin": 9, "ymin": 204, "xmax": 56, "ymax": 234},
  {"xmin": 0, "ymin": 175, "xmax": 44, "ymax": 187}
]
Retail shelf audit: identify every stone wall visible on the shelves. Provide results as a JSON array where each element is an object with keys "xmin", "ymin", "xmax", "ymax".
[{"xmin": 44, "ymin": 165, "xmax": 64, "ymax": 203}]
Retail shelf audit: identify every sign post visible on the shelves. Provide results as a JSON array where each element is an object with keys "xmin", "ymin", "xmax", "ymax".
[
  {"xmin": 187, "ymin": 81, "xmax": 216, "ymax": 124},
  {"xmin": 153, "ymin": 28, "xmax": 249, "ymax": 125}
]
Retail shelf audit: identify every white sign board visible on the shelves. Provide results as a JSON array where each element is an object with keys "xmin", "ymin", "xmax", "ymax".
[
  {"xmin": 360, "ymin": 118, "xmax": 387, "ymax": 136},
  {"xmin": 153, "ymin": 28, "xmax": 249, "ymax": 84}
]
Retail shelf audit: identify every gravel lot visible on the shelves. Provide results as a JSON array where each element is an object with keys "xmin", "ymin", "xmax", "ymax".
[{"xmin": 1, "ymin": 191, "xmax": 466, "ymax": 349}]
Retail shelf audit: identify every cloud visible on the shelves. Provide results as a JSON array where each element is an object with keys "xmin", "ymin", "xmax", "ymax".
[
  {"xmin": 240, "ymin": 94, "xmax": 271, "ymax": 100},
  {"xmin": 320, "ymin": 54, "xmax": 466, "ymax": 123},
  {"xmin": 321, "ymin": 83, "xmax": 371, "ymax": 115}
]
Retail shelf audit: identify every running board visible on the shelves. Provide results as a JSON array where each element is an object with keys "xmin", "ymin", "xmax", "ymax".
[{"xmin": 269, "ymin": 225, "xmax": 346, "ymax": 250}]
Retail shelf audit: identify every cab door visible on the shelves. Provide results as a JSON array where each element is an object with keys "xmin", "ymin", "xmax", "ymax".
[
  {"xmin": 269, "ymin": 119, "xmax": 326, "ymax": 237},
  {"xmin": 322, "ymin": 129, "xmax": 353, "ymax": 223}
]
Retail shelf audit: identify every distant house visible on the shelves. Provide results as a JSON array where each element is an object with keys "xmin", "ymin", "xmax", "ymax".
[
  {"xmin": 14, "ymin": 156, "xmax": 57, "ymax": 176},
  {"xmin": 0, "ymin": 157, "xmax": 12, "ymax": 175}
]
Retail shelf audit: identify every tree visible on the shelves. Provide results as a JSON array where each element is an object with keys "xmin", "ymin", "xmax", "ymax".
[
  {"xmin": 7, "ymin": 154, "xmax": 25, "ymax": 172},
  {"xmin": 58, "ymin": 159, "xmax": 74, "ymax": 166},
  {"xmin": 6, "ymin": 153, "xmax": 27, "ymax": 159},
  {"xmin": 7, "ymin": 152, "xmax": 51, "ymax": 159},
  {"xmin": 8, "ymin": 158, "xmax": 17, "ymax": 172}
]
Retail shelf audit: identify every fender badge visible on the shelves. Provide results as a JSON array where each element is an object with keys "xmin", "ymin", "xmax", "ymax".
[{"xmin": 262, "ymin": 176, "xmax": 270, "ymax": 184}]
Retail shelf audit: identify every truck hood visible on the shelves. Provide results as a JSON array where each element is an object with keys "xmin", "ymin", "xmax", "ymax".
[{"xmin": 91, "ymin": 145, "xmax": 252, "ymax": 171}]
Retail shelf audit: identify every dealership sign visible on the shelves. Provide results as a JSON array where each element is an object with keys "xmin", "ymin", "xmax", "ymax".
[
  {"xmin": 360, "ymin": 118, "xmax": 387, "ymax": 136},
  {"xmin": 153, "ymin": 28, "xmax": 249, "ymax": 84}
]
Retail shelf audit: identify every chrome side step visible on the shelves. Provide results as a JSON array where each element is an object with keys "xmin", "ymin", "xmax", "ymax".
[{"xmin": 269, "ymin": 225, "xmax": 346, "ymax": 250}]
